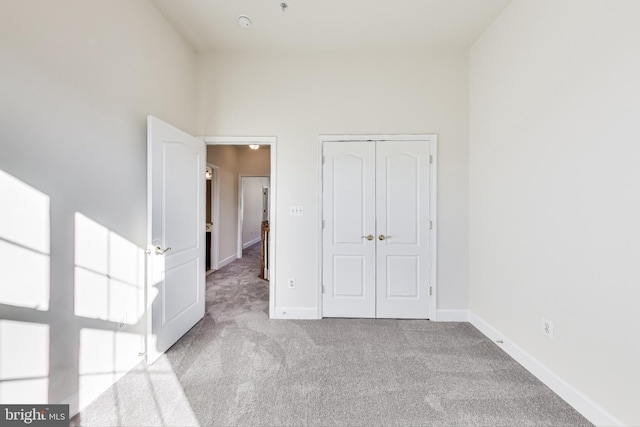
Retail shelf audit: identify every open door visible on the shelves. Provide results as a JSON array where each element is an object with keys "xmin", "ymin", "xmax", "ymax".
[{"xmin": 147, "ymin": 116, "xmax": 206, "ymax": 363}]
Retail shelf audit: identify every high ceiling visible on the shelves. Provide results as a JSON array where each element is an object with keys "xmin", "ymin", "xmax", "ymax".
[{"xmin": 151, "ymin": 0, "xmax": 511, "ymax": 53}]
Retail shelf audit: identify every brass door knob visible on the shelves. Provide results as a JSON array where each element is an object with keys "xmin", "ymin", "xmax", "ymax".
[
  {"xmin": 362, "ymin": 234, "xmax": 374, "ymax": 241},
  {"xmin": 378, "ymin": 234, "xmax": 391, "ymax": 241}
]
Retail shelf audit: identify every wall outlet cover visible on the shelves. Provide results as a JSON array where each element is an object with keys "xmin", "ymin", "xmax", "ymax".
[{"xmin": 541, "ymin": 318, "xmax": 554, "ymax": 339}]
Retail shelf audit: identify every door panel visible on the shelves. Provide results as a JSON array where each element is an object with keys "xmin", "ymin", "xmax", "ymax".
[
  {"xmin": 376, "ymin": 141, "xmax": 430, "ymax": 319},
  {"xmin": 147, "ymin": 116, "xmax": 205, "ymax": 363},
  {"xmin": 384, "ymin": 153, "xmax": 420, "ymax": 245},
  {"xmin": 163, "ymin": 258, "xmax": 199, "ymax": 324},
  {"xmin": 322, "ymin": 142, "xmax": 376, "ymax": 318},
  {"xmin": 385, "ymin": 256, "xmax": 419, "ymax": 298},
  {"xmin": 333, "ymin": 256, "xmax": 367, "ymax": 297},
  {"xmin": 333, "ymin": 154, "xmax": 368, "ymax": 243},
  {"xmin": 163, "ymin": 143, "xmax": 200, "ymax": 253}
]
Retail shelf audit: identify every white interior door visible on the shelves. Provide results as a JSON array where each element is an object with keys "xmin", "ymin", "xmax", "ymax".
[
  {"xmin": 147, "ymin": 116, "xmax": 206, "ymax": 363},
  {"xmin": 375, "ymin": 141, "xmax": 430, "ymax": 319},
  {"xmin": 322, "ymin": 139, "xmax": 432, "ymax": 319},
  {"xmin": 322, "ymin": 142, "xmax": 376, "ymax": 318}
]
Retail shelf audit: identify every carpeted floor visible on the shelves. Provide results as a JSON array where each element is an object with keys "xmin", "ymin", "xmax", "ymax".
[{"xmin": 72, "ymin": 243, "xmax": 591, "ymax": 426}]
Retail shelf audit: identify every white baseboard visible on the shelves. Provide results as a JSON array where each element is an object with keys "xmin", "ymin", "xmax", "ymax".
[
  {"xmin": 435, "ymin": 309, "xmax": 469, "ymax": 322},
  {"xmin": 242, "ymin": 237, "xmax": 261, "ymax": 249},
  {"xmin": 62, "ymin": 392, "xmax": 79, "ymax": 419},
  {"xmin": 218, "ymin": 254, "xmax": 237, "ymax": 269},
  {"xmin": 273, "ymin": 307, "xmax": 320, "ymax": 319},
  {"xmin": 469, "ymin": 312, "xmax": 623, "ymax": 427}
]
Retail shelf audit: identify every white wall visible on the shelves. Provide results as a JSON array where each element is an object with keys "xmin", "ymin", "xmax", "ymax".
[
  {"xmin": 470, "ymin": 1, "xmax": 640, "ymax": 424},
  {"xmin": 0, "ymin": 0, "xmax": 197, "ymax": 415},
  {"xmin": 242, "ymin": 177, "xmax": 269, "ymax": 247},
  {"xmin": 197, "ymin": 50, "xmax": 470, "ymax": 314}
]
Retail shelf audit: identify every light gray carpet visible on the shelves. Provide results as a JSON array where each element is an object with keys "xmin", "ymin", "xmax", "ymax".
[{"xmin": 72, "ymin": 244, "xmax": 591, "ymax": 426}]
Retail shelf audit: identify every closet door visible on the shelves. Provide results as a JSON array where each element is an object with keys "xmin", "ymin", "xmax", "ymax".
[
  {"xmin": 322, "ymin": 142, "xmax": 376, "ymax": 318},
  {"xmin": 375, "ymin": 141, "xmax": 431, "ymax": 319}
]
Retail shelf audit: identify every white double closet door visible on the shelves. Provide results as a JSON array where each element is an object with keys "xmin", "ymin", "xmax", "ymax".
[{"xmin": 322, "ymin": 139, "xmax": 433, "ymax": 319}]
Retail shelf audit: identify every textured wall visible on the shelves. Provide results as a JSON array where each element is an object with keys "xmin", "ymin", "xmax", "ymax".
[
  {"xmin": 0, "ymin": 0, "xmax": 198, "ymax": 415},
  {"xmin": 197, "ymin": 49, "xmax": 470, "ymax": 314},
  {"xmin": 470, "ymin": 1, "xmax": 640, "ymax": 424}
]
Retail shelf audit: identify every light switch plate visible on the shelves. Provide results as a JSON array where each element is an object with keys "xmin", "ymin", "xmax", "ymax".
[{"xmin": 289, "ymin": 205, "xmax": 303, "ymax": 216}]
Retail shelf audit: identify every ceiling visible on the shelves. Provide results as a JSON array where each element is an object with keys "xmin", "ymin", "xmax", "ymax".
[{"xmin": 151, "ymin": 0, "xmax": 511, "ymax": 53}]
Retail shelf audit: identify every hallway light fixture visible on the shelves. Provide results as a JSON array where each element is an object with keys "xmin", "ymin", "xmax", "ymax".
[{"xmin": 249, "ymin": 144, "xmax": 260, "ymax": 150}]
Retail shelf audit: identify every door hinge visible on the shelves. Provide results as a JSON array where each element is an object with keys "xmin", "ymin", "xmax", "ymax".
[
  {"xmin": 322, "ymin": 285, "xmax": 325, "ymax": 294},
  {"xmin": 322, "ymin": 219, "xmax": 325, "ymax": 229},
  {"xmin": 322, "ymin": 155, "xmax": 325, "ymax": 165},
  {"xmin": 429, "ymin": 287, "xmax": 433, "ymax": 296},
  {"xmin": 429, "ymin": 220, "xmax": 433, "ymax": 230},
  {"xmin": 429, "ymin": 154, "xmax": 433, "ymax": 164}
]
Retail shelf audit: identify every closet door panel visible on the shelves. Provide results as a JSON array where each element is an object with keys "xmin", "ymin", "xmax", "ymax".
[
  {"xmin": 322, "ymin": 142, "xmax": 376, "ymax": 318},
  {"xmin": 376, "ymin": 141, "xmax": 431, "ymax": 319}
]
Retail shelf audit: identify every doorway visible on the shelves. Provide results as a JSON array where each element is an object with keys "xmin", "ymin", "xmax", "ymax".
[
  {"xmin": 319, "ymin": 135, "xmax": 437, "ymax": 319},
  {"xmin": 203, "ymin": 136, "xmax": 277, "ymax": 318}
]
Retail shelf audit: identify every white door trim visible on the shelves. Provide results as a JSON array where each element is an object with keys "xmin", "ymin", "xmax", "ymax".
[
  {"xmin": 317, "ymin": 134, "xmax": 438, "ymax": 320},
  {"xmin": 207, "ymin": 163, "xmax": 220, "ymax": 270},
  {"xmin": 237, "ymin": 175, "xmax": 243, "ymax": 260},
  {"xmin": 201, "ymin": 136, "xmax": 277, "ymax": 319},
  {"xmin": 429, "ymin": 139, "xmax": 438, "ymax": 321}
]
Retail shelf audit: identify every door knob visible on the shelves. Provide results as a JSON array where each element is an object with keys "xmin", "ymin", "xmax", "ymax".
[
  {"xmin": 378, "ymin": 234, "xmax": 391, "ymax": 241},
  {"xmin": 155, "ymin": 246, "xmax": 172, "ymax": 255},
  {"xmin": 362, "ymin": 234, "xmax": 374, "ymax": 241}
]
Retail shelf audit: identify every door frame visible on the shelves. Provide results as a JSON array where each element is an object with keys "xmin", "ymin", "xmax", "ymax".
[
  {"xmin": 317, "ymin": 134, "xmax": 438, "ymax": 320},
  {"xmin": 207, "ymin": 163, "xmax": 220, "ymax": 270},
  {"xmin": 201, "ymin": 136, "xmax": 277, "ymax": 319}
]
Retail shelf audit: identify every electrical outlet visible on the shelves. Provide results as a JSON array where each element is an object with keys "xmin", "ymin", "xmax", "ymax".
[
  {"xmin": 288, "ymin": 278, "xmax": 296, "ymax": 289},
  {"xmin": 289, "ymin": 205, "xmax": 304, "ymax": 216},
  {"xmin": 541, "ymin": 318, "xmax": 554, "ymax": 339}
]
